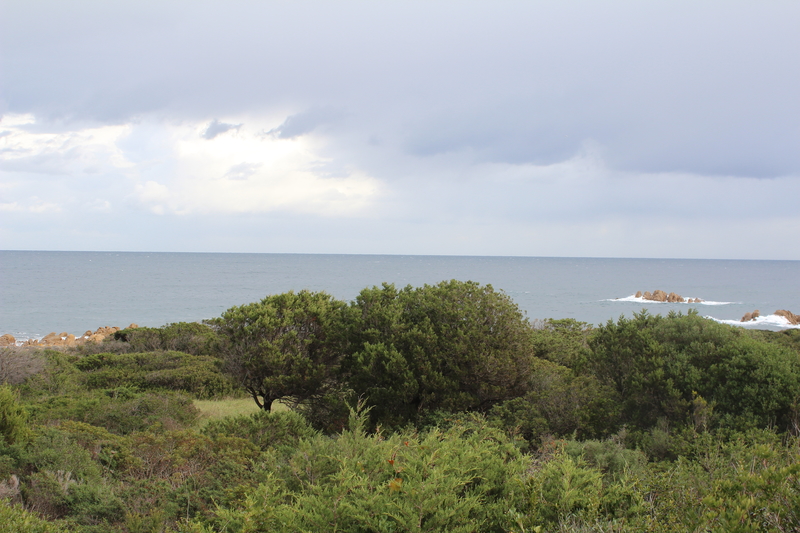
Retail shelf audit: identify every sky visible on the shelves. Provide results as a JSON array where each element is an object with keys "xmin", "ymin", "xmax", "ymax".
[{"xmin": 1, "ymin": 1, "xmax": 799, "ymax": 259}]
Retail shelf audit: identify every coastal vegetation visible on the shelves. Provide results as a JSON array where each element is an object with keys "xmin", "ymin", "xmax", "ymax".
[{"xmin": 2, "ymin": 280, "xmax": 800, "ymax": 532}]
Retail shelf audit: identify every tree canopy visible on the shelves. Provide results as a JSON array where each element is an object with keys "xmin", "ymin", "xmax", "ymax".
[
  {"xmin": 212, "ymin": 290, "xmax": 347, "ymax": 410},
  {"xmin": 341, "ymin": 280, "xmax": 536, "ymax": 427}
]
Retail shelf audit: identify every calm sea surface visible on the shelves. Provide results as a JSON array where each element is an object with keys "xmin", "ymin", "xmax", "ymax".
[{"xmin": 1, "ymin": 251, "xmax": 798, "ymax": 340}]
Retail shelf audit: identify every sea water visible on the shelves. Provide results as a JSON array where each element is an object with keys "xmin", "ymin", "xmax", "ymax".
[{"xmin": 1, "ymin": 251, "xmax": 798, "ymax": 341}]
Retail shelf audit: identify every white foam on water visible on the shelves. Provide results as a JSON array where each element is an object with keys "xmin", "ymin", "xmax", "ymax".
[
  {"xmin": 706, "ymin": 314, "xmax": 800, "ymax": 330},
  {"xmin": 605, "ymin": 295, "xmax": 736, "ymax": 306}
]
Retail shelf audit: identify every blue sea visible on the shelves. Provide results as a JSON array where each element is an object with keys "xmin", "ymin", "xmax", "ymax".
[{"xmin": 1, "ymin": 251, "xmax": 798, "ymax": 341}]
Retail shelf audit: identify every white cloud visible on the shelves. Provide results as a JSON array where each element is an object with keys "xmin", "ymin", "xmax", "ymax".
[
  {"xmin": 128, "ymin": 119, "xmax": 381, "ymax": 216},
  {"xmin": 0, "ymin": 197, "xmax": 61, "ymax": 213},
  {"xmin": 0, "ymin": 114, "xmax": 133, "ymax": 176}
]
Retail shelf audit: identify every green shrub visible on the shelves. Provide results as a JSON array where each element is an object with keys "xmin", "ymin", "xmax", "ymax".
[
  {"xmin": 194, "ymin": 409, "xmax": 534, "ymax": 532},
  {"xmin": 29, "ymin": 390, "xmax": 199, "ymax": 435},
  {"xmin": 0, "ymin": 502, "xmax": 70, "ymax": 532},
  {"xmin": 114, "ymin": 322, "xmax": 219, "ymax": 355},
  {"xmin": 0, "ymin": 385, "xmax": 31, "ymax": 446},
  {"xmin": 202, "ymin": 409, "xmax": 317, "ymax": 450},
  {"xmin": 588, "ymin": 311, "xmax": 800, "ymax": 433},
  {"xmin": 75, "ymin": 351, "xmax": 235, "ymax": 399}
]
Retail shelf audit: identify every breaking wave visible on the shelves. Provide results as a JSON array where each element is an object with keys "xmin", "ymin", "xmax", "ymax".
[{"xmin": 706, "ymin": 314, "xmax": 800, "ymax": 330}]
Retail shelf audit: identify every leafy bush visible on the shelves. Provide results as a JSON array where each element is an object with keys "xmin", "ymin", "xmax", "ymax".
[
  {"xmin": 0, "ymin": 502, "xmax": 70, "ymax": 532},
  {"xmin": 113, "ymin": 322, "xmax": 220, "ymax": 356},
  {"xmin": 0, "ymin": 385, "xmax": 31, "ymax": 446},
  {"xmin": 75, "ymin": 351, "xmax": 235, "ymax": 399},
  {"xmin": 202, "ymin": 409, "xmax": 317, "ymax": 450},
  {"xmin": 29, "ymin": 390, "xmax": 199, "ymax": 435},
  {"xmin": 342, "ymin": 280, "xmax": 537, "ymax": 428},
  {"xmin": 193, "ymin": 409, "xmax": 534, "ymax": 532},
  {"xmin": 588, "ymin": 311, "xmax": 800, "ymax": 433},
  {"xmin": 489, "ymin": 358, "xmax": 619, "ymax": 444}
]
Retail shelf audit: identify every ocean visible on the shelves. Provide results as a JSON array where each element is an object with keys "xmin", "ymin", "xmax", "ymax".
[{"xmin": 1, "ymin": 251, "xmax": 798, "ymax": 341}]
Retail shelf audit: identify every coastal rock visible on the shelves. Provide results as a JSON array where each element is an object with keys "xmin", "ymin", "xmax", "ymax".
[
  {"xmin": 637, "ymin": 289, "xmax": 690, "ymax": 303},
  {"xmin": 0, "ymin": 334, "xmax": 16, "ymax": 347},
  {"xmin": 93, "ymin": 326, "xmax": 120, "ymax": 337},
  {"xmin": 40, "ymin": 332, "xmax": 63, "ymax": 345},
  {"xmin": 775, "ymin": 310, "xmax": 800, "ymax": 326},
  {"xmin": 651, "ymin": 290, "xmax": 668, "ymax": 302},
  {"xmin": 128, "ymin": 323, "xmax": 139, "ymax": 329},
  {"xmin": 741, "ymin": 310, "xmax": 760, "ymax": 322}
]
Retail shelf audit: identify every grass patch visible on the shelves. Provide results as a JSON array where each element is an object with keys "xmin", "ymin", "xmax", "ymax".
[
  {"xmin": 193, "ymin": 397, "xmax": 261, "ymax": 428},
  {"xmin": 193, "ymin": 397, "xmax": 291, "ymax": 428}
]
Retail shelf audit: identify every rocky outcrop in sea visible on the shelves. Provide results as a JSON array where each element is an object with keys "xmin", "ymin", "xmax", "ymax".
[{"xmin": 634, "ymin": 290, "xmax": 703, "ymax": 303}]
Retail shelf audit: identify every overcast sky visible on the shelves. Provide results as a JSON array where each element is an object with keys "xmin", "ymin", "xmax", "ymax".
[{"xmin": 1, "ymin": 1, "xmax": 798, "ymax": 259}]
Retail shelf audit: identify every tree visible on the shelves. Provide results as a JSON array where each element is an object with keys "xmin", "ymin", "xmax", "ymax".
[
  {"xmin": 213, "ymin": 290, "xmax": 347, "ymax": 411},
  {"xmin": 342, "ymin": 280, "xmax": 536, "ymax": 427}
]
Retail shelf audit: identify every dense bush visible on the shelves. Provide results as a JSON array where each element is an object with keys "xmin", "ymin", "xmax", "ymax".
[
  {"xmin": 190, "ymin": 408, "xmax": 534, "ymax": 533},
  {"xmin": 202, "ymin": 409, "xmax": 317, "ymax": 450},
  {"xmin": 211, "ymin": 290, "xmax": 348, "ymax": 410},
  {"xmin": 28, "ymin": 390, "xmax": 199, "ymax": 435},
  {"xmin": 588, "ymin": 310, "xmax": 800, "ymax": 433},
  {"xmin": 113, "ymin": 322, "xmax": 220, "ymax": 356},
  {"xmin": 75, "ymin": 351, "xmax": 235, "ymax": 399},
  {"xmin": 341, "ymin": 280, "xmax": 537, "ymax": 428}
]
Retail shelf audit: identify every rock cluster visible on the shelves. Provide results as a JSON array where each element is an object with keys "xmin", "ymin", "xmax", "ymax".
[
  {"xmin": 635, "ymin": 290, "xmax": 703, "ymax": 304},
  {"xmin": 740, "ymin": 310, "xmax": 799, "ymax": 325},
  {"xmin": 0, "ymin": 334, "xmax": 16, "ymax": 347},
  {"xmin": 2, "ymin": 324, "xmax": 139, "ymax": 348},
  {"xmin": 740, "ymin": 310, "xmax": 760, "ymax": 322},
  {"xmin": 775, "ymin": 310, "xmax": 800, "ymax": 325}
]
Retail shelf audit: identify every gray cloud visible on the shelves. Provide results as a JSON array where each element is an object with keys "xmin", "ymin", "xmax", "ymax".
[
  {"xmin": 1, "ymin": 1, "xmax": 799, "ymax": 258},
  {"xmin": 266, "ymin": 107, "xmax": 347, "ymax": 139},
  {"xmin": 202, "ymin": 120, "xmax": 241, "ymax": 140}
]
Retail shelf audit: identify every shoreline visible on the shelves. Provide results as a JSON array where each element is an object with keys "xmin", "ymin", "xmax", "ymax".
[{"xmin": 0, "ymin": 324, "xmax": 138, "ymax": 348}]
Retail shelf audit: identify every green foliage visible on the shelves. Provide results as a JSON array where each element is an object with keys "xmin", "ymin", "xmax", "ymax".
[
  {"xmin": 588, "ymin": 310, "xmax": 800, "ymax": 433},
  {"xmin": 0, "ymin": 502, "xmax": 70, "ymax": 532},
  {"xmin": 530, "ymin": 318, "xmax": 593, "ymax": 370},
  {"xmin": 0, "ymin": 385, "xmax": 31, "ymax": 446},
  {"xmin": 75, "ymin": 351, "xmax": 235, "ymax": 399},
  {"xmin": 342, "ymin": 280, "xmax": 536, "ymax": 428},
  {"xmin": 5, "ymin": 286, "xmax": 800, "ymax": 532},
  {"xmin": 20, "ymin": 350, "xmax": 84, "ymax": 398},
  {"xmin": 213, "ymin": 290, "xmax": 347, "ymax": 410},
  {"xmin": 113, "ymin": 322, "xmax": 220, "ymax": 356},
  {"xmin": 488, "ymin": 358, "xmax": 619, "ymax": 445},
  {"xmin": 29, "ymin": 390, "xmax": 199, "ymax": 435},
  {"xmin": 202, "ymin": 409, "xmax": 317, "ymax": 450},
  {"xmin": 194, "ymin": 408, "xmax": 533, "ymax": 533}
]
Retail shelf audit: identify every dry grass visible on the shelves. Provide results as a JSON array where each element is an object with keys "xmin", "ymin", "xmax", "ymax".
[
  {"xmin": 193, "ymin": 397, "xmax": 291, "ymax": 428},
  {"xmin": 193, "ymin": 398, "xmax": 261, "ymax": 428}
]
